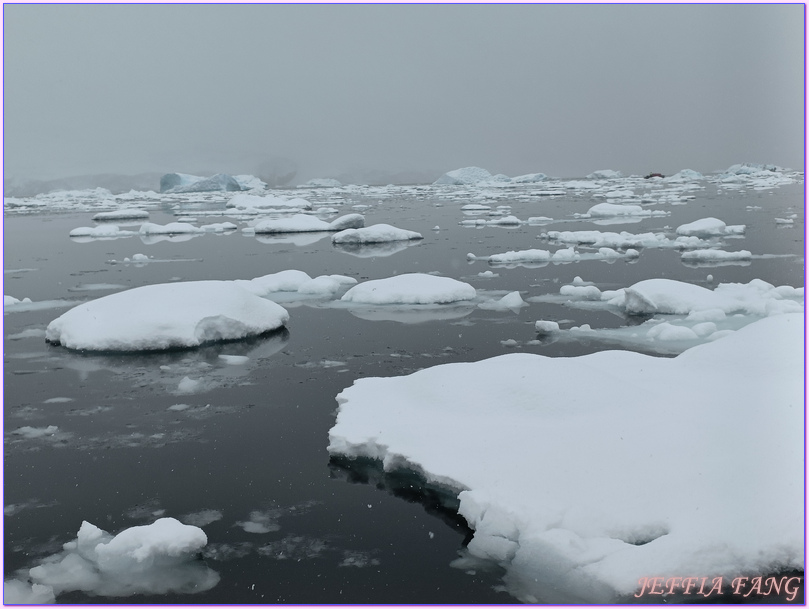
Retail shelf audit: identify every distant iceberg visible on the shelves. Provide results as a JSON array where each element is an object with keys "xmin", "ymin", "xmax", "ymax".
[
  {"xmin": 723, "ymin": 162, "xmax": 786, "ymax": 175},
  {"xmin": 586, "ymin": 169, "xmax": 624, "ymax": 179},
  {"xmin": 299, "ymin": 178, "xmax": 342, "ymax": 188},
  {"xmin": 666, "ymin": 168, "xmax": 704, "ymax": 182},
  {"xmin": 160, "ymin": 173, "xmax": 244, "ymax": 194},
  {"xmin": 511, "ymin": 173, "xmax": 548, "ymax": 183},
  {"xmin": 433, "ymin": 167, "xmax": 493, "ymax": 185}
]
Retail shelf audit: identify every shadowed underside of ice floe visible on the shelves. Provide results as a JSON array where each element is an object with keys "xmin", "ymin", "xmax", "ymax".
[{"xmin": 328, "ymin": 314, "xmax": 804, "ymax": 603}]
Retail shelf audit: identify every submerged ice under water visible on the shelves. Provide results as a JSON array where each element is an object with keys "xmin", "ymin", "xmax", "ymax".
[{"xmin": 3, "ymin": 170, "xmax": 804, "ymax": 604}]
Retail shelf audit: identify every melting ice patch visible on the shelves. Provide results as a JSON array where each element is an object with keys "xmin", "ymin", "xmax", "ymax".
[{"xmin": 328, "ymin": 314, "xmax": 803, "ymax": 603}]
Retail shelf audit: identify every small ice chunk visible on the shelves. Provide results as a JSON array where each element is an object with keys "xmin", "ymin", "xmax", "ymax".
[
  {"xmin": 534, "ymin": 320, "xmax": 560, "ymax": 334},
  {"xmin": 177, "ymin": 377, "xmax": 202, "ymax": 394}
]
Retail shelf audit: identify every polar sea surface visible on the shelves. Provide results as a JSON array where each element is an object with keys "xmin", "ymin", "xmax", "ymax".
[{"xmin": 3, "ymin": 169, "xmax": 805, "ymax": 604}]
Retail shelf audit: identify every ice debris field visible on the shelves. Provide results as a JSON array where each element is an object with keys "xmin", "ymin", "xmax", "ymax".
[{"xmin": 4, "ymin": 162, "xmax": 804, "ymax": 603}]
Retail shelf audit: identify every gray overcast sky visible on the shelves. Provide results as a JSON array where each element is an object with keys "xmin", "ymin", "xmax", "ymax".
[{"xmin": 3, "ymin": 3, "xmax": 805, "ymax": 181}]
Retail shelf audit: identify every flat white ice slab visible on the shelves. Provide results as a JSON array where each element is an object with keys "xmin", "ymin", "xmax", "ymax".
[
  {"xmin": 332, "ymin": 224, "xmax": 423, "ymax": 244},
  {"xmin": 329, "ymin": 314, "xmax": 804, "ymax": 602},
  {"xmin": 341, "ymin": 273, "xmax": 476, "ymax": 305}
]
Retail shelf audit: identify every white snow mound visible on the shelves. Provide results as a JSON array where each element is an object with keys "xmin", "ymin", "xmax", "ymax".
[
  {"xmin": 341, "ymin": 273, "xmax": 476, "ymax": 305},
  {"xmin": 45, "ymin": 281, "xmax": 289, "ymax": 351},
  {"xmin": 332, "ymin": 224, "xmax": 423, "ymax": 245}
]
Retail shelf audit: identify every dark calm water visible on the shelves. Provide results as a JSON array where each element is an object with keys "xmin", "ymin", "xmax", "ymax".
[{"xmin": 3, "ymin": 180, "xmax": 804, "ymax": 603}]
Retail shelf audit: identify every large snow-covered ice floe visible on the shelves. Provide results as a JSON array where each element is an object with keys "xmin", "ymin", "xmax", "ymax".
[
  {"xmin": 248, "ymin": 213, "xmax": 364, "ymax": 234},
  {"xmin": 341, "ymin": 273, "xmax": 476, "ymax": 305},
  {"xmin": 69, "ymin": 225, "xmax": 138, "ymax": 240},
  {"xmin": 328, "ymin": 313, "xmax": 803, "ymax": 603},
  {"xmin": 226, "ymin": 193, "xmax": 312, "ymax": 212},
  {"xmin": 332, "ymin": 224, "xmax": 423, "ymax": 245},
  {"xmin": 4, "ymin": 517, "xmax": 218, "ymax": 602},
  {"xmin": 45, "ymin": 281, "xmax": 289, "ymax": 351},
  {"xmin": 680, "ymin": 249, "xmax": 752, "ymax": 265},
  {"xmin": 92, "ymin": 208, "xmax": 150, "ymax": 221}
]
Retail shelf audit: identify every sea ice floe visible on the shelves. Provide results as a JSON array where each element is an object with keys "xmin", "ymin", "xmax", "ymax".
[
  {"xmin": 328, "ymin": 313, "xmax": 803, "ymax": 603},
  {"xmin": 69, "ymin": 225, "xmax": 137, "ymax": 239},
  {"xmin": 529, "ymin": 277, "xmax": 803, "ymax": 353},
  {"xmin": 226, "ymin": 193, "xmax": 312, "ymax": 212},
  {"xmin": 574, "ymin": 203, "xmax": 668, "ymax": 218},
  {"xmin": 249, "ymin": 213, "xmax": 363, "ymax": 234},
  {"xmin": 680, "ymin": 249, "xmax": 752, "ymax": 265},
  {"xmin": 45, "ymin": 281, "xmax": 289, "ymax": 351},
  {"xmin": 139, "ymin": 222, "xmax": 205, "ymax": 235},
  {"xmin": 341, "ymin": 273, "xmax": 476, "ymax": 305},
  {"xmin": 675, "ymin": 217, "xmax": 745, "ymax": 236},
  {"xmin": 541, "ymin": 229, "xmax": 710, "ymax": 251},
  {"xmin": 467, "ymin": 246, "xmax": 638, "ymax": 267},
  {"xmin": 234, "ymin": 270, "xmax": 356, "ymax": 299},
  {"xmin": 91, "ymin": 208, "xmax": 149, "ymax": 221},
  {"xmin": 4, "ymin": 517, "xmax": 218, "ymax": 602},
  {"xmin": 459, "ymin": 215, "xmax": 524, "ymax": 227},
  {"xmin": 332, "ymin": 224, "xmax": 423, "ymax": 245}
]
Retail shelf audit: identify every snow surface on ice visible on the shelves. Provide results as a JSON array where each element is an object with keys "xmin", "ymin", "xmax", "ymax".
[
  {"xmin": 233, "ymin": 270, "xmax": 356, "ymax": 299},
  {"xmin": 92, "ymin": 208, "xmax": 149, "ymax": 221},
  {"xmin": 5, "ymin": 518, "xmax": 217, "ymax": 602},
  {"xmin": 328, "ymin": 314, "xmax": 803, "ymax": 603},
  {"xmin": 676, "ymin": 217, "xmax": 745, "ymax": 237},
  {"xmin": 341, "ymin": 273, "xmax": 476, "ymax": 305},
  {"xmin": 332, "ymin": 224, "xmax": 423, "ymax": 245},
  {"xmin": 45, "ymin": 281, "xmax": 289, "ymax": 351},
  {"xmin": 70, "ymin": 225, "xmax": 137, "ymax": 239},
  {"xmin": 249, "ymin": 213, "xmax": 364, "ymax": 234},
  {"xmin": 226, "ymin": 193, "xmax": 312, "ymax": 212},
  {"xmin": 681, "ymin": 249, "xmax": 752, "ymax": 263},
  {"xmin": 578, "ymin": 203, "xmax": 668, "ymax": 218}
]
